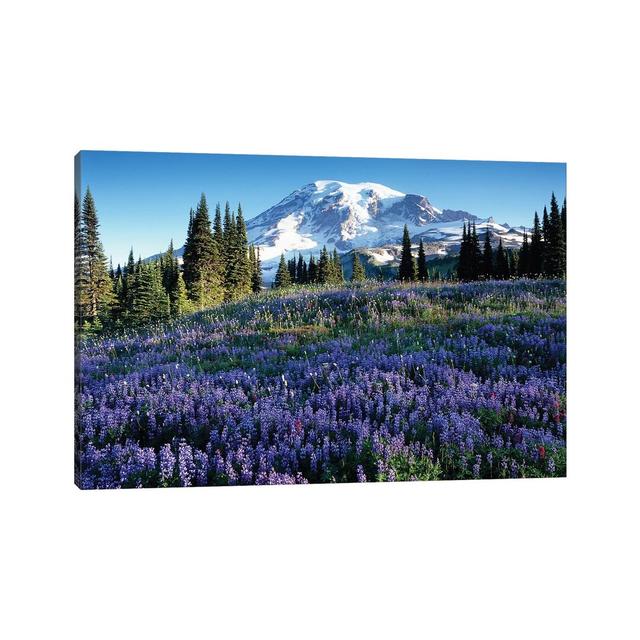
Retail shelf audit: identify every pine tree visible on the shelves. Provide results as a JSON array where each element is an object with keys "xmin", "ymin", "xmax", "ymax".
[
  {"xmin": 542, "ymin": 206, "xmax": 550, "ymax": 275},
  {"xmin": 308, "ymin": 254, "xmax": 318, "ymax": 283},
  {"xmin": 213, "ymin": 203, "xmax": 224, "ymax": 253},
  {"xmin": 544, "ymin": 192, "xmax": 565, "ymax": 277},
  {"xmin": 182, "ymin": 193, "xmax": 223, "ymax": 309},
  {"xmin": 296, "ymin": 254, "xmax": 305, "ymax": 284},
  {"xmin": 518, "ymin": 231, "xmax": 530, "ymax": 277},
  {"xmin": 74, "ymin": 192, "xmax": 84, "ymax": 329},
  {"xmin": 470, "ymin": 222, "xmax": 482, "ymax": 280},
  {"xmin": 225, "ymin": 204, "xmax": 251, "ymax": 299},
  {"xmin": 481, "ymin": 229, "xmax": 494, "ymax": 279},
  {"xmin": 416, "ymin": 239, "xmax": 428, "ymax": 282},
  {"xmin": 331, "ymin": 248, "xmax": 344, "ymax": 284},
  {"xmin": 351, "ymin": 252, "xmax": 366, "ymax": 281},
  {"xmin": 301, "ymin": 258, "xmax": 308, "ymax": 284},
  {"xmin": 274, "ymin": 254, "xmax": 292, "ymax": 288},
  {"xmin": 79, "ymin": 188, "xmax": 113, "ymax": 328},
  {"xmin": 318, "ymin": 246, "xmax": 331, "ymax": 284},
  {"xmin": 173, "ymin": 270, "xmax": 191, "ymax": 315},
  {"xmin": 495, "ymin": 239, "xmax": 510, "ymax": 279},
  {"xmin": 457, "ymin": 222, "xmax": 470, "ymax": 281},
  {"xmin": 251, "ymin": 245, "xmax": 263, "ymax": 292},
  {"xmin": 529, "ymin": 211, "xmax": 544, "ymax": 276},
  {"xmin": 398, "ymin": 224, "xmax": 415, "ymax": 281}
]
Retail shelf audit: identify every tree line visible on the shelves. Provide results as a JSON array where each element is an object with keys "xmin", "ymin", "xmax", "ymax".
[
  {"xmin": 75, "ymin": 188, "xmax": 263, "ymax": 334},
  {"xmin": 454, "ymin": 192, "xmax": 566, "ymax": 281},
  {"xmin": 273, "ymin": 246, "xmax": 348, "ymax": 288}
]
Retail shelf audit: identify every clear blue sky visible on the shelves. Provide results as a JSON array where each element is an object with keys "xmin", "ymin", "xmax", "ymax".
[{"xmin": 77, "ymin": 151, "xmax": 566, "ymax": 266}]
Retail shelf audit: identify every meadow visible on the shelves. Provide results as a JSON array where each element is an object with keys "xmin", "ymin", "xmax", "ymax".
[{"xmin": 76, "ymin": 279, "xmax": 566, "ymax": 488}]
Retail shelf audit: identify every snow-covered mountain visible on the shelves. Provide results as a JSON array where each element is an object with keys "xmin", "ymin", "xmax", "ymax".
[
  {"xmin": 246, "ymin": 180, "xmax": 475, "ymax": 261},
  {"xmin": 145, "ymin": 180, "xmax": 527, "ymax": 279}
]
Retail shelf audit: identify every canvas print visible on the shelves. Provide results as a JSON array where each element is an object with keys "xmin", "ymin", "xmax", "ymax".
[{"xmin": 75, "ymin": 152, "xmax": 566, "ymax": 489}]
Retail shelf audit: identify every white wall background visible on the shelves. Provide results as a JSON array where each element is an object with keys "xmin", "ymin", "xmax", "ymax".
[{"xmin": 1, "ymin": 1, "xmax": 638, "ymax": 638}]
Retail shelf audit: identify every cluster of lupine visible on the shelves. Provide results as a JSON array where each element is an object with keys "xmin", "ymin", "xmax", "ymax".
[{"xmin": 76, "ymin": 279, "xmax": 566, "ymax": 488}]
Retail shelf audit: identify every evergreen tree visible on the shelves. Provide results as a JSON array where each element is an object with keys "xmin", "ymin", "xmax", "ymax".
[
  {"xmin": 481, "ymin": 229, "xmax": 494, "ymax": 279},
  {"xmin": 301, "ymin": 258, "xmax": 308, "ymax": 284},
  {"xmin": 495, "ymin": 239, "xmax": 510, "ymax": 279},
  {"xmin": 173, "ymin": 270, "xmax": 191, "ymax": 316},
  {"xmin": 318, "ymin": 246, "xmax": 331, "ymax": 284},
  {"xmin": 79, "ymin": 187, "xmax": 113, "ymax": 328},
  {"xmin": 542, "ymin": 206, "xmax": 550, "ymax": 275},
  {"xmin": 225, "ymin": 205, "xmax": 251, "ymax": 299},
  {"xmin": 331, "ymin": 248, "xmax": 344, "ymax": 284},
  {"xmin": 545, "ymin": 192, "xmax": 565, "ymax": 277},
  {"xmin": 274, "ymin": 254, "xmax": 292, "ymax": 288},
  {"xmin": 351, "ymin": 252, "xmax": 366, "ymax": 281},
  {"xmin": 529, "ymin": 211, "xmax": 544, "ymax": 276},
  {"xmin": 470, "ymin": 222, "xmax": 482, "ymax": 280},
  {"xmin": 413, "ymin": 239, "xmax": 426, "ymax": 282},
  {"xmin": 398, "ymin": 224, "xmax": 415, "ymax": 281},
  {"xmin": 74, "ymin": 192, "xmax": 85, "ymax": 329},
  {"xmin": 251, "ymin": 245, "xmax": 263, "ymax": 292},
  {"xmin": 182, "ymin": 193, "xmax": 223, "ymax": 309},
  {"xmin": 296, "ymin": 254, "xmax": 305, "ymax": 284},
  {"xmin": 457, "ymin": 222, "xmax": 470, "ymax": 281},
  {"xmin": 518, "ymin": 231, "xmax": 530, "ymax": 277},
  {"xmin": 308, "ymin": 254, "xmax": 318, "ymax": 283},
  {"xmin": 213, "ymin": 203, "xmax": 224, "ymax": 252}
]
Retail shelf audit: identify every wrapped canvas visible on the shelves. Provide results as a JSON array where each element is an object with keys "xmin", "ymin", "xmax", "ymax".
[{"xmin": 74, "ymin": 151, "xmax": 566, "ymax": 489}]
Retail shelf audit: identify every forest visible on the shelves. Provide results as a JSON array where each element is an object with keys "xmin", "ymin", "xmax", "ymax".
[{"xmin": 74, "ymin": 189, "xmax": 566, "ymax": 335}]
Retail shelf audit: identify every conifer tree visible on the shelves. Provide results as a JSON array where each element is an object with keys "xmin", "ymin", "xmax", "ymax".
[
  {"xmin": 331, "ymin": 248, "xmax": 344, "ymax": 284},
  {"xmin": 74, "ymin": 193, "xmax": 84, "ymax": 329},
  {"xmin": 351, "ymin": 252, "xmax": 366, "ymax": 281},
  {"xmin": 225, "ymin": 205, "xmax": 251, "ymax": 299},
  {"xmin": 79, "ymin": 188, "xmax": 113, "ymax": 328},
  {"xmin": 457, "ymin": 222, "xmax": 470, "ymax": 281},
  {"xmin": 542, "ymin": 206, "xmax": 550, "ymax": 274},
  {"xmin": 544, "ymin": 192, "xmax": 565, "ymax": 277},
  {"xmin": 398, "ymin": 224, "xmax": 415, "ymax": 282},
  {"xmin": 274, "ymin": 254, "xmax": 292, "ymax": 288},
  {"xmin": 308, "ymin": 254, "xmax": 318, "ymax": 283},
  {"xmin": 470, "ymin": 222, "xmax": 482, "ymax": 280},
  {"xmin": 251, "ymin": 246, "xmax": 263, "ymax": 292},
  {"xmin": 173, "ymin": 270, "xmax": 191, "ymax": 315},
  {"xmin": 518, "ymin": 231, "xmax": 530, "ymax": 277},
  {"xmin": 182, "ymin": 193, "xmax": 223, "ymax": 309},
  {"xmin": 318, "ymin": 246, "xmax": 331, "ymax": 284},
  {"xmin": 296, "ymin": 254, "xmax": 305, "ymax": 284},
  {"xmin": 481, "ymin": 229, "xmax": 494, "ymax": 279},
  {"xmin": 417, "ymin": 239, "xmax": 428, "ymax": 282},
  {"xmin": 495, "ymin": 239, "xmax": 510, "ymax": 279},
  {"xmin": 301, "ymin": 258, "xmax": 308, "ymax": 284},
  {"xmin": 529, "ymin": 211, "xmax": 544, "ymax": 276},
  {"xmin": 213, "ymin": 203, "xmax": 224, "ymax": 252}
]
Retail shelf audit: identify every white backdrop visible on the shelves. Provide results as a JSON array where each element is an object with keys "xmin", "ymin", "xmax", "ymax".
[{"xmin": 1, "ymin": 1, "xmax": 638, "ymax": 638}]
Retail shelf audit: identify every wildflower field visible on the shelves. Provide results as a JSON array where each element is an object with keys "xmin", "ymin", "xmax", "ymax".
[{"xmin": 75, "ymin": 279, "xmax": 566, "ymax": 488}]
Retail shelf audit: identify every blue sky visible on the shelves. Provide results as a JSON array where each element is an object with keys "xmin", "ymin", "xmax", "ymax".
[{"xmin": 77, "ymin": 151, "xmax": 566, "ymax": 266}]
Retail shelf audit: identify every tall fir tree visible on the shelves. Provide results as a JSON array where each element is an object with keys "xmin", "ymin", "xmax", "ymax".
[
  {"xmin": 274, "ymin": 254, "xmax": 292, "ymax": 288},
  {"xmin": 529, "ymin": 211, "xmax": 544, "ymax": 276},
  {"xmin": 470, "ymin": 222, "xmax": 482, "ymax": 280},
  {"xmin": 457, "ymin": 222, "xmax": 470, "ymax": 281},
  {"xmin": 331, "ymin": 248, "xmax": 344, "ymax": 284},
  {"xmin": 79, "ymin": 187, "xmax": 114, "ymax": 329},
  {"xmin": 225, "ymin": 204, "xmax": 251, "ymax": 299},
  {"xmin": 318, "ymin": 246, "xmax": 331, "ymax": 284},
  {"xmin": 398, "ymin": 224, "xmax": 415, "ymax": 281},
  {"xmin": 251, "ymin": 245, "xmax": 263, "ymax": 292},
  {"xmin": 495, "ymin": 239, "xmax": 510, "ymax": 279},
  {"xmin": 417, "ymin": 239, "xmax": 428, "ymax": 282},
  {"xmin": 182, "ymin": 193, "xmax": 223, "ymax": 309},
  {"xmin": 545, "ymin": 192, "xmax": 565, "ymax": 277},
  {"xmin": 351, "ymin": 252, "xmax": 366, "ymax": 282},
  {"xmin": 518, "ymin": 231, "xmax": 530, "ymax": 277},
  {"xmin": 308, "ymin": 254, "xmax": 318, "ymax": 283},
  {"xmin": 481, "ymin": 229, "xmax": 494, "ymax": 279}
]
